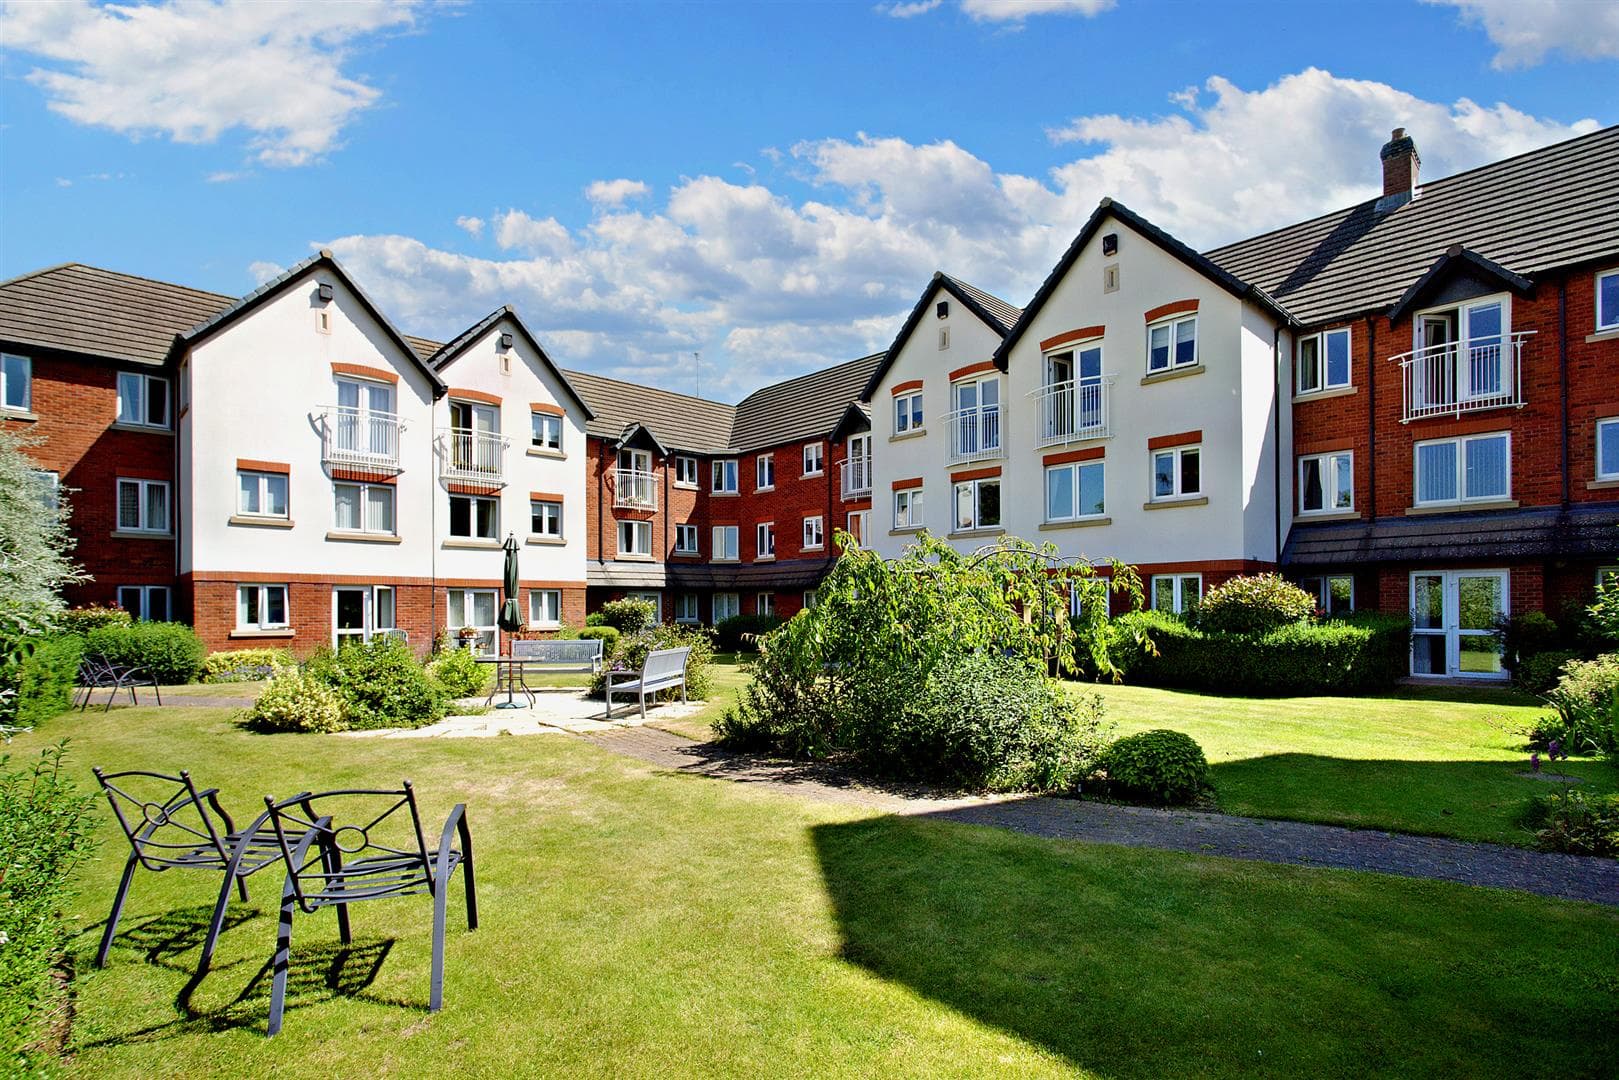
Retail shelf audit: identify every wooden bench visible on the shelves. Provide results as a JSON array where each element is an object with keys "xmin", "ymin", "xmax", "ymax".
[
  {"xmin": 511, "ymin": 638, "xmax": 604, "ymax": 683},
  {"xmin": 604, "ymin": 646, "xmax": 691, "ymax": 719}
]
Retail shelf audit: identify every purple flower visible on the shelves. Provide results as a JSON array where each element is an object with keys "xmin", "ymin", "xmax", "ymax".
[
  {"xmin": 1530, "ymin": 752, "xmax": 1541, "ymax": 772},
  {"xmin": 1548, "ymin": 739, "xmax": 1562, "ymax": 761}
]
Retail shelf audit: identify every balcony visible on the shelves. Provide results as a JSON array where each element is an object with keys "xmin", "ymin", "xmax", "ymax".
[
  {"xmin": 839, "ymin": 456, "xmax": 872, "ymax": 500},
  {"xmin": 1030, "ymin": 377, "xmax": 1113, "ymax": 447},
  {"xmin": 943, "ymin": 405, "xmax": 1004, "ymax": 465},
  {"xmin": 320, "ymin": 405, "xmax": 405, "ymax": 472},
  {"xmin": 1394, "ymin": 331, "xmax": 1533, "ymax": 422},
  {"xmin": 438, "ymin": 427, "xmax": 510, "ymax": 485},
  {"xmin": 614, "ymin": 468, "xmax": 658, "ymax": 510}
]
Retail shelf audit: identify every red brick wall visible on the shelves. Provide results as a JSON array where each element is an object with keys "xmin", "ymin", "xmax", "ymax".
[{"xmin": 1567, "ymin": 266, "xmax": 1619, "ymax": 503}]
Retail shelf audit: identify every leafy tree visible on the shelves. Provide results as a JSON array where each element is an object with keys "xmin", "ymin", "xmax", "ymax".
[{"xmin": 0, "ymin": 429, "xmax": 83, "ymax": 631}]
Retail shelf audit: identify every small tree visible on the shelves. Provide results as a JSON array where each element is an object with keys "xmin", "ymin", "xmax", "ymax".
[
  {"xmin": 1194, "ymin": 573, "xmax": 1315, "ymax": 635},
  {"xmin": 0, "ymin": 429, "xmax": 83, "ymax": 624}
]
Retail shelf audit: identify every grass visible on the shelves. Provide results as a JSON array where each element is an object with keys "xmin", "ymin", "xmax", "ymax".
[
  {"xmin": 1089, "ymin": 682, "xmax": 1618, "ymax": 846},
  {"xmin": 11, "ymin": 702, "xmax": 1618, "ymax": 1078}
]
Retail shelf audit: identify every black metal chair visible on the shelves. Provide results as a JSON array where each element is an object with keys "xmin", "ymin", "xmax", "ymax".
[
  {"xmin": 77, "ymin": 654, "xmax": 162, "ymax": 711},
  {"xmin": 93, "ymin": 768, "xmax": 296, "ymax": 973},
  {"xmin": 260, "ymin": 782, "xmax": 477, "ymax": 1036}
]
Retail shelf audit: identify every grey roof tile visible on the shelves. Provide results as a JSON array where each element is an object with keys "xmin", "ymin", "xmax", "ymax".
[
  {"xmin": 0, "ymin": 263, "xmax": 233, "ymax": 365},
  {"xmin": 730, "ymin": 351, "xmax": 885, "ymax": 452},
  {"xmin": 1283, "ymin": 505, "xmax": 1619, "ymax": 566}
]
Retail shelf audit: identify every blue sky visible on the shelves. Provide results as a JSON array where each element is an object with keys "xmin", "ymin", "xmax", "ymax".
[{"xmin": 3, "ymin": 0, "xmax": 1616, "ymax": 399}]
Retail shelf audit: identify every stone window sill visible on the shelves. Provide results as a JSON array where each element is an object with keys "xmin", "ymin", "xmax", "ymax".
[
  {"xmin": 1040, "ymin": 517, "xmax": 1112, "ymax": 531},
  {"xmin": 526, "ymin": 535, "xmax": 566, "ymax": 546},
  {"xmin": 111, "ymin": 529, "xmax": 173, "ymax": 540},
  {"xmin": 755, "ymin": 555, "xmax": 776, "ymax": 563},
  {"xmin": 711, "ymin": 490, "xmax": 739, "ymax": 498},
  {"xmin": 802, "ymin": 471, "xmax": 825, "ymax": 479},
  {"xmin": 1293, "ymin": 385, "xmax": 1357, "ymax": 404},
  {"xmin": 230, "ymin": 515, "xmax": 294, "ymax": 529},
  {"xmin": 710, "ymin": 557, "xmax": 740, "ymax": 564},
  {"xmin": 1142, "ymin": 496, "xmax": 1209, "ymax": 510},
  {"xmin": 329, "ymin": 530, "xmax": 402, "ymax": 544},
  {"xmin": 526, "ymin": 447, "xmax": 567, "ymax": 460},
  {"xmin": 0, "ymin": 409, "xmax": 39, "ymax": 423},
  {"xmin": 110, "ymin": 422, "xmax": 173, "ymax": 435},
  {"xmin": 1141, "ymin": 364, "xmax": 1204, "ymax": 386},
  {"xmin": 756, "ymin": 485, "xmax": 775, "ymax": 494},
  {"xmin": 1586, "ymin": 329, "xmax": 1619, "ymax": 344},
  {"xmin": 1587, "ymin": 478, "xmax": 1619, "ymax": 490},
  {"xmin": 615, "ymin": 554, "xmax": 655, "ymax": 562},
  {"xmin": 802, "ymin": 544, "xmax": 825, "ymax": 553},
  {"xmin": 889, "ymin": 430, "xmax": 927, "ymax": 443},
  {"xmin": 230, "ymin": 628, "xmax": 294, "ymax": 640},
  {"xmin": 888, "ymin": 526, "xmax": 923, "ymax": 536},
  {"xmin": 1294, "ymin": 510, "xmax": 1359, "ymax": 523},
  {"xmin": 947, "ymin": 527, "xmax": 1006, "ymax": 539},
  {"xmin": 673, "ymin": 481, "xmax": 699, "ymax": 490},
  {"xmin": 1405, "ymin": 499, "xmax": 1519, "ymax": 515},
  {"xmin": 442, "ymin": 538, "xmax": 501, "ymax": 549}
]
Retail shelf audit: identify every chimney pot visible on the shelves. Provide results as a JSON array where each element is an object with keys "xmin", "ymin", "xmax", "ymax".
[
  {"xmin": 1392, "ymin": 127, "xmax": 1405, "ymax": 141},
  {"xmin": 1378, "ymin": 127, "xmax": 1421, "ymax": 210}
]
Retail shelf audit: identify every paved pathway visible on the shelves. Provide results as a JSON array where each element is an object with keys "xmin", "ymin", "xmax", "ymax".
[{"xmin": 585, "ymin": 727, "xmax": 1619, "ymax": 908}]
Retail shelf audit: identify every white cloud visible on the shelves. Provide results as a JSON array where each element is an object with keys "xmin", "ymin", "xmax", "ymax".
[
  {"xmin": 876, "ymin": 0, "xmax": 943, "ymax": 17},
  {"xmin": 585, "ymin": 178, "xmax": 652, "ymax": 206},
  {"xmin": 247, "ymin": 260, "xmax": 284, "ymax": 285},
  {"xmin": 206, "ymin": 170, "xmax": 251, "ymax": 183},
  {"xmin": 1427, "ymin": 0, "xmax": 1619, "ymax": 68},
  {"xmin": 455, "ymin": 215, "xmax": 485, "ymax": 238},
  {"xmin": 960, "ymin": 0, "xmax": 1114, "ymax": 22},
  {"xmin": 0, "ymin": 0, "xmax": 420, "ymax": 166},
  {"xmin": 298, "ymin": 69, "xmax": 1592, "ymax": 400}
]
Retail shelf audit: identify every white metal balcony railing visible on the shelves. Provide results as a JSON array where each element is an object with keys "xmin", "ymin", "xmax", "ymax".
[
  {"xmin": 320, "ymin": 405, "xmax": 405, "ymax": 471},
  {"xmin": 942, "ymin": 405, "xmax": 1004, "ymax": 464},
  {"xmin": 1030, "ymin": 377, "xmax": 1114, "ymax": 447},
  {"xmin": 839, "ymin": 456, "xmax": 873, "ymax": 500},
  {"xmin": 437, "ymin": 427, "xmax": 510, "ymax": 484},
  {"xmin": 614, "ymin": 468, "xmax": 658, "ymax": 510},
  {"xmin": 1394, "ymin": 331, "xmax": 1533, "ymax": 422}
]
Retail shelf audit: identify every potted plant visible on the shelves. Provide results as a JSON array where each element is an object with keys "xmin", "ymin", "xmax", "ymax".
[{"xmin": 455, "ymin": 625, "xmax": 479, "ymax": 647}]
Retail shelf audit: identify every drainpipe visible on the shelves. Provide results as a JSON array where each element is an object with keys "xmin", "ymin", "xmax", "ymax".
[
  {"xmin": 429, "ymin": 398, "xmax": 439, "ymax": 651},
  {"xmin": 1559, "ymin": 277, "xmax": 1570, "ymax": 509},
  {"xmin": 1366, "ymin": 315, "xmax": 1377, "ymax": 523},
  {"xmin": 1272, "ymin": 325, "xmax": 1282, "ymax": 565}
]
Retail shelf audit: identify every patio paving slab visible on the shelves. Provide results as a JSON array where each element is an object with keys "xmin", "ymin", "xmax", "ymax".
[{"xmin": 337, "ymin": 689, "xmax": 705, "ymax": 739}]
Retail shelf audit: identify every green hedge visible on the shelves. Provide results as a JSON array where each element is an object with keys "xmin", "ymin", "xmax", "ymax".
[
  {"xmin": 82, "ymin": 622, "xmax": 205, "ymax": 685},
  {"xmin": 202, "ymin": 648, "xmax": 296, "ymax": 683},
  {"xmin": 713, "ymin": 614, "xmax": 783, "ymax": 652},
  {"xmin": 1107, "ymin": 610, "xmax": 1409, "ymax": 695},
  {"xmin": 8, "ymin": 636, "xmax": 83, "ymax": 727}
]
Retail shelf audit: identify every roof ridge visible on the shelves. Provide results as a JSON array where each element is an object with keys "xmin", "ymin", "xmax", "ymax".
[
  {"xmin": 9, "ymin": 261, "xmax": 238, "ymax": 304},
  {"xmin": 562, "ymin": 367, "xmax": 737, "ymax": 411}
]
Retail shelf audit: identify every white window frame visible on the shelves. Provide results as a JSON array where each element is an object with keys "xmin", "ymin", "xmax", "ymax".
[
  {"xmin": 1409, "ymin": 569, "xmax": 1510, "ymax": 680},
  {"xmin": 803, "ymin": 589, "xmax": 819, "ymax": 610},
  {"xmin": 673, "ymin": 523, "xmax": 699, "ymax": 554},
  {"xmin": 373, "ymin": 585, "xmax": 396, "ymax": 632},
  {"xmin": 756, "ymin": 453, "xmax": 775, "ymax": 491},
  {"xmin": 1413, "ymin": 432, "xmax": 1511, "ymax": 506},
  {"xmin": 334, "ymin": 481, "xmax": 395, "ymax": 535},
  {"xmin": 449, "ymin": 493, "xmax": 499, "ymax": 539},
  {"xmin": 712, "ymin": 458, "xmax": 738, "ymax": 494},
  {"xmin": 846, "ymin": 509, "xmax": 869, "ymax": 546},
  {"xmin": 447, "ymin": 587, "xmax": 499, "ymax": 655},
  {"xmin": 756, "ymin": 592, "xmax": 776, "ymax": 617},
  {"xmin": 617, "ymin": 519, "xmax": 653, "ymax": 557},
  {"xmin": 674, "ymin": 593, "xmax": 700, "ymax": 624},
  {"xmin": 894, "ymin": 391, "xmax": 924, "ymax": 435},
  {"xmin": 237, "ymin": 469, "xmax": 289, "ymax": 519},
  {"xmin": 951, "ymin": 477, "xmax": 1001, "ymax": 532},
  {"xmin": 116, "ymin": 585, "xmax": 170, "ymax": 622},
  {"xmin": 1298, "ymin": 451, "xmax": 1354, "ymax": 515},
  {"xmin": 755, "ymin": 521, "xmax": 776, "ymax": 560},
  {"xmin": 116, "ymin": 371, "xmax": 170, "ymax": 429},
  {"xmin": 675, "ymin": 455, "xmax": 699, "ymax": 487},
  {"xmin": 1150, "ymin": 445, "xmax": 1201, "ymax": 501},
  {"xmin": 1, "ymin": 353, "xmax": 31, "ymax": 412},
  {"xmin": 894, "ymin": 486, "xmax": 923, "ymax": 530},
  {"xmin": 29, "ymin": 469, "xmax": 59, "ymax": 511},
  {"xmin": 237, "ymin": 584, "xmax": 289, "ymax": 631},
  {"xmin": 530, "ymin": 498, "xmax": 563, "ymax": 539},
  {"xmin": 1597, "ymin": 418, "xmax": 1619, "ymax": 481},
  {"xmin": 116, "ymin": 478, "xmax": 170, "ymax": 534},
  {"xmin": 1044, "ymin": 460, "xmax": 1105, "ymax": 523},
  {"xmin": 529, "ymin": 588, "xmax": 563, "ymax": 629},
  {"xmin": 1295, "ymin": 327, "xmax": 1352, "ymax": 395},
  {"xmin": 712, "ymin": 524, "xmax": 739, "ymax": 561},
  {"xmin": 802, "ymin": 442, "xmax": 824, "ymax": 477},
  {"xmin": 1298, "ymin": 574, "xmax": 1354, "ymax": 616},
  {"xmin": 803, "ymin": 514, "xmax": 824, "ymax": 550},
  {"xmin": 530, "ymin": 411, "xmax": 564, "ymax": 452},
  {"xmin": 627, "ymin": 591, "xmax": 662, "ymax": 622},
  {"xmin": 1150, "ymin": 574, "xmax": 1202, "ymax": 615},
  {"xmin": 1147, "ymin": 314, "xmax": 1198, "ymax": 374},
  {"xmin": 713, "ymin": 592, "xmax": 740, "ymax": 623},
  {"xmin": 1597, "ymin": 268, "xmax": 1619, "ymax": 333}
]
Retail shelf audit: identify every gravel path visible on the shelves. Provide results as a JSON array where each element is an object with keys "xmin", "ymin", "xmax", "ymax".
[{"xmin": 587, "ymin": 727, "xmax": 1619, "ymax": 908}]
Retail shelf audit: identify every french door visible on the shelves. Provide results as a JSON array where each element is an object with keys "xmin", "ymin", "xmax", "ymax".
[{"xmin": 1409, "ymin": 570, "xmax": 1508, "ymax": 678}]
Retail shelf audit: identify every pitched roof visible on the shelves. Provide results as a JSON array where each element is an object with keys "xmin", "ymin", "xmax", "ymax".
[
  {"xmin": 861, "ymin": 273, "xmax": 1022, "ymax": 400},
  {"xmin": 1385, "ymin": 245, "xmax": 1534, "ymax": 322},
  {"xmin": 561, "ymin": 368, "xmax": 737, "ymax": 453},
  {"xmin": 0, "ymin": 263, "xmax": 233, "ymax": 365},
  {"xmin": 731, "ymin": 351, "xmax": 885, "ymax": 452},
  {"xmin": 429, "ymin": 306, "xmax": 594, "ymax": 419},
  {"xmin": 1205, "ymin": 124, "xmax": 1619, "ymax": 326}
]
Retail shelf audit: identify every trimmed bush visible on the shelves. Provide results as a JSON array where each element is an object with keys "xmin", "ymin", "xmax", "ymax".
[
  {"xmin": 303, "ymin": 637, "xmax": 445, "ymax": 731},
  {"xmin": 1520, "ymin": 790, "xmax": 1619, "ymax": 857},
  {"xmin": 593, "ymin": 599, "xmax": 657, "ymax": 634},
  {"xmin": 82, "ymin": 622, "xmax": 205, "ymax": 685},
  {"xmin": 1108, "ymin": 609, "xmax": 1409, "ymax": 695},
  {"xmin": 245, "ymin": 670, "xmax": 345, "ymax": 734},
  {"xmin": 202, "ymin": 647, "xmax": 295, "ymax": 683},
  {"xmin": 1101, "ymin": 729, "xmax": 1209, "ymax": 805},
  {"xmin": 576, "ymin": 625, "xmax": 620, "ymax": 655},
  {"xmin": 426, "ymin": 645, "xmax": 493, "ymax": 699},
  {"xmin": 714, "ymin": 613, "xmax": 783, "ymax": 653},
  {"xmin": 1515, "ymin": 650, "xmax": 1580, "ymax": 695},
  {"xmin": 56, "ymin": 604, "xmax": 131, "ymax": 635},
  {"xmin": 590, "ymin": 623, "xmax": 714, "ymax": 700},
  {"xmin": 1535, "ymin": 653, "xmax": 1619, "ymax": 758},
  {"xmin": 5, "ymin": 635, "xmax": 83, "ymax": 728},
  {"xmin": 1194, "ymin": 573, "xmax": 1316, "ymax": 635}
]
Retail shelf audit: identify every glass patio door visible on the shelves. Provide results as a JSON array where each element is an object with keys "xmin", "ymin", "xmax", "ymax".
[
  {"xmin": 1461, "ymin": 300, "xmax": 1504, "ymax": 400},
  {"xmin": 334, "ymin": 587, "xmax": 369, "ymax": 648},
  {"xmin": 1409, "ymin": 570, "xmax": 1508, "ymax": 678},
  {"xmin": 337, "ymin": 379, "xmax": 394, "ymax": 457}
]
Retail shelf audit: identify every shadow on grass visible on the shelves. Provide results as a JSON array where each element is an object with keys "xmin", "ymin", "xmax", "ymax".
[{"xmin": 811, "ymin": 814, "xmax": 1619, "ymax": 1079}]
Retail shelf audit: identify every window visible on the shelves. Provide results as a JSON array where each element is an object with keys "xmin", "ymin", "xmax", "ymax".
[
  {"xmin": 846, "ymin": 509, "xmax": 868, "ymax": 545},
  {"xmin": 674, "ymin": 593, "xmax": 699, "ymax": 624},
  {"xmin": 895, "ymin": 391, "xmax": 924, "ymax": 434},
  {"xmin": 756, "ymin": 453, "xmax": 775, "ymax": 490},
  {"xmin": 1045, "ymin": 460, "xmax": 1105, "ymax": 522},
  {"xmin": 531, "ymin": 411, "xmax": 563, "ymax": 452},
  {"xmin": 116, "ymin": 372, "xmax": 169, "ymax": 428},
  {"xmin": 1296, "ymin": 327, "xmax": 1351, "ymax": 394},
  {"xmin": 1414, "ymin": 432, "xmax": 1509, "ymax": 505},
  {"xmin": 1599, "ymin": 419, "xmax": 1619, "ymax": 481},
  {"xmin": 713, "ymin": 592, "xmax": 740, "ymax": 623},
  {"xmin": 952, "ymin": 477, "xmax": 1001, "ymax": 531},
  {"xmin": 1298, "ymin": 575, "xmax": 1354, "ymax": 616},
  {"xmin": 334, "ymin": 586, "xmax": 393, "ymax": 646},
  {"xmin": 803, "ymin": 515, "xmax": 824, "ymax": 550},
  {"xmin": 674, "ymin": 523, "xmax": 699, "ymax": 554},
  {"xmin": 712, "ymin": 525, "xmax": 739, "ymax": 561},
  {"xmin": 627, "ymin": 591, "xmax": 662, "ymax": 621},
  {"xmin": 237, "ymin": 470, "xmax": 289, "ymax": 518},
  {"xmin": 529, "ymin": 589, "xmax": 562, "ymax": 628},
  {"xmin": 675, "ymin": 455, "xmax": 699, "ymax": 487},
  {"xmin": 374, "ymin": 586, "xmax": 396, "ymax": 631},
  {"xmin": 1151, "ymin": 574, "xmax": 1201, "ymax": 615},
  {"xmin": 238, "ymin": 584, "xmax": 289, "ymax": 630},
  {"xmin": 1599, "ymin": 269, "xmax": 1619, "ymax": 332},
  {"xmin": 29, "ymin": 470, "xmax": 58, "ymax": 511},
  {"xmin": 530, "ymin": 499, "xmax": 562, "ymax": 538},
  {"xmin": 803, "ymin": 589, "xmax": 819, "ymax": 610},
  {"xmin": 117, "ymin": 585, "xmax": 170, "ymax": 622},
  {"xmin": 449, "ymin": 494, "xmax": 498, "ymax": 538},
  {"xmin": 1, "ymin": 353, "xmax": 30, "ymax": 411},
  {"xmin": 335, "ymin": 482, "xmax": 394, "ymax": 534},
  {"xmin": 618, "ymin": 519, "xmax": 653, "ymax": 556},
  {"xmin": 938, "ymin": 326, "xmax": 950, "ymax": 350},
  {"xmin": 713, "ymin": 458, "xmax": 738, "ymax": 493},
  {"xmin": 447, "ymin": 588, "xmax": 498, "ymax": 654},
  {"xmin": 949, "ymin": 376, "xmax": 1000, "ymax": 458},
  {"xmin": 117, "ymin": 478, "xmax": 169, "ymax": 533},
  {"xmin": 334, "ymin": 377, "xmax": 395, "ymax": 459},
  {"xmin": 1147, "ymin": 314, "xmax": 1197, "ymax": 373},
  {"xmin": 1299, "ymin": 452, "xmax": 1353, "ymax": 515},
  {"xmin": 894, "ymin": 486, "xmax": 923, "ymax": 530},
  {"xmin": 802, "ymin": 442, "xmax": 824, "ymax": 476},
  {"xmin": 1151, "ymin": 446, "xmax": 1201, "ymax": 500},
  {"xmin": 756, "ymin": 521, "xmax": 776, "ymax": 560},
  {"xmin": 756, "ymin": 592, "xmax": 775, "ymax": 616}
]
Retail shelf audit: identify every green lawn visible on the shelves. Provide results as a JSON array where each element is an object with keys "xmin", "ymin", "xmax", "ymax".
[
  {"xmin": 10, "ymin": 702, "xmax": 1617, "ymax": 1078},
  {"xmin": 1090, "ymin": 682, "xmax": 1618, "ymax": 846}
]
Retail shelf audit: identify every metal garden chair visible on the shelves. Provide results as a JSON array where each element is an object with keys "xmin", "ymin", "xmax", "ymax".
[
  {"xmin": 93, "ymin": 768, "xmax": 297, "ymax": 973},
  {"xmin": 76, "ymin": 654, "xmax": 162, "ymax": 711},
  {"xmin": 259, "ymin": 782, "xmax": 477, "ymax": 1036}
]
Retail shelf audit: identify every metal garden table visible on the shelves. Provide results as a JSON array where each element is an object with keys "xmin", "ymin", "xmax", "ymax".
[{"xmin": 475, "ymin": 655, "xmax": 536, "ymax": 710}]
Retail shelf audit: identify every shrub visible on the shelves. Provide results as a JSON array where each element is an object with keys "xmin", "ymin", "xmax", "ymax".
[
  {"xmin": 304, "ymin": 636, "xmax": 444, "ymax": 731},
  {"xmin": 713, "ymin": 613, "xmax": 784, "ymax": 653},
  {"xmin": 1520, "ymin": 790, "xmax": 1619, "ymax": 857},
  {"xmin": 590, "ymin": 623, "xmax": 715, "ymax": 700},
  {"xmin": 82, "ymin": 622, "xmax": 205, "ymax": 685},
  {"xmin": 1535, "ymin": 653, "xmax": 1619, "ymax": 758},
  {"xmin": 1101, "ymin": 729, "xmax": 1209, "ymax": 805},
  {"xmin": 244, "ymin": 670, "xmax": 345, "ymax": 734},
  {"xmin": 593, "ymin": 598, "xmax": 657, "ymax": 635},
  {"xmin": 1587, "ymin": 575, "xmax": 1619, "ymax": 645},
  {"xmin": 426, "ymin": 645, "xmax": 493, "ymax": 699},
  {"xmin": 0, "ymin": 743, "xmax": 99, "ymax": 1071},
  {"xmin": 3, "ymin": 635, "xmax": 83, "ymax": 728},
  {"xmin": 576, "ymin": 625, "xmax": 620, "ymax": 655},
  {"xmin": 56, "ymin": 604, "xmax": 131, "ymax": 635},
  {"xmin": 1515, "ymin": 650, "xmax": 1580, "ymax": 695},
  {"xmin": 1193, "ymin": 573, "xmax": 1316, "ymax": 635},
  {"xmin": 1501, "ymin": 611, "xmax": 1566, "ymax": 674},
  {"xmin": 202, "ymin": 648, "xmax": 296, "ymax": 683}
]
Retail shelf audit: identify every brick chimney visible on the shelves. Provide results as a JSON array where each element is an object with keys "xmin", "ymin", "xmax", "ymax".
[{"xmin": 1377, "ymin": 127, "xmax": 1420, "ymax": 213}]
